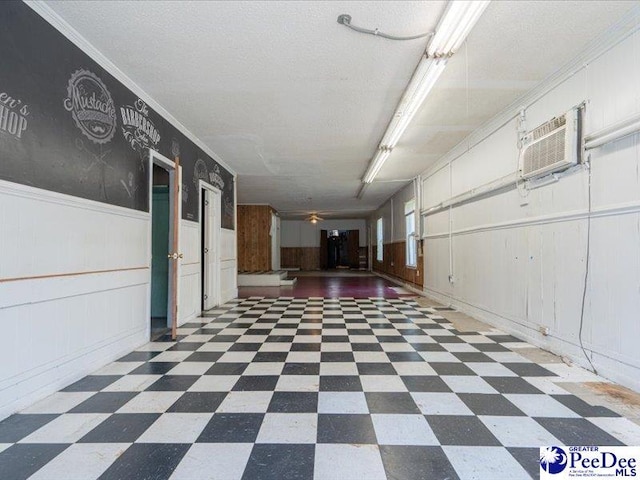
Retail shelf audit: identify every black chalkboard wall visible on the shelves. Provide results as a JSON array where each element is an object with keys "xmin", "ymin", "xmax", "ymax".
[{"xmin": 0, "ymin": 2, "xmax": 235, "ymax": 228}]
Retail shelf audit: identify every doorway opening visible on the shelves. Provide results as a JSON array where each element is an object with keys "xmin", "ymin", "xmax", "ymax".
[
  {"xmin": 150, "ymin": 164, "xmax": 170, "ymax": 340},
  {"xmin": 200, "ymin": 184, "xmax": 221, "ymax": 312},
  {"xmin": 320, "ymin": 229, "xmax": 360, "ymax": 270}
]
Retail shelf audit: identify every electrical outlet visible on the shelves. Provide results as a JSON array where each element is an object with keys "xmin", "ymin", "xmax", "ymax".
[
  {"xmin": 539, "ymin": 326, "xmax": 550, "ymax": 336},
  {"xmin": 448, "ymin": 275, "xmax": 455, "ymax": 284}
]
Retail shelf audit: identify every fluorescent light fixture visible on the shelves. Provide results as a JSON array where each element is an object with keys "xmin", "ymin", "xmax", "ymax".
[
  {"xmin": 362, "ymin": 147, "xmax": 392, "ymax": 184},
  {"xmin": 359, "ymin": 0, "xmax": 490, "ymax": 187},
  {"xmin": 428, "ymin": 1, "xmax": 490, "ymax": 57},
  {"xmin": 380, "ymin": 57, "xmax": 447, "ymax": 149}
]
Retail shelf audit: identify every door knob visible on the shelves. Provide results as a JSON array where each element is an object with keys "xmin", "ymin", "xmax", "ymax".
[{"xmin": 167, "ymin": 253, "xmax": 184, "ymax": 260}]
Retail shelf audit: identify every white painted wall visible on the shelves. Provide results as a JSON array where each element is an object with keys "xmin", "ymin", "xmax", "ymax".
[
  {"xmin": 420, "ymin": 29, "xmax": 640, "ymax": 392},
  {"xmin": 371, "ymin": 182, "xmax": 416, "ymax": 245},
  {"xmin": 0, "ymin": 180, "xmax": 237, "ymax": 419},
  {"xmin": 281, "ymin": 219, "xmax": 367, "ymax": 247}
]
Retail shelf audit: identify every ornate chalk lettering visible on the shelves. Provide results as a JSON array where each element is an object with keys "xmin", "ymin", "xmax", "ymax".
[
  {"xmin": 63, "ymin": 69, "xmax": 116, "ymax": 144},
  {"xmin": 120, "ymin": 98, "xmax": 161, "ymax": 156},
  {"xmin": 0, "ymin": 90, "xmax": 30, "ymax": 140}
]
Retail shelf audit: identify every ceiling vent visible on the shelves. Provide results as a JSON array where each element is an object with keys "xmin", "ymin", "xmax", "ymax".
[{"xmin": 519, "ymin": 108, "xmax": 580, "ymax": 180}]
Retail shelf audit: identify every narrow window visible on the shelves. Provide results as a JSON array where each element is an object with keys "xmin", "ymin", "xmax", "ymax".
[
  {"xmin": 405, "ymin": 199, "xmax": 416, "ymax": 267},
  {"xmin": 376, "ymin": 217, "xmax": 383, "ymax": 262}
]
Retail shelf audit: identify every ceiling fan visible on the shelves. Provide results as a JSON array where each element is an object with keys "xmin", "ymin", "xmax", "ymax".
[{"xmin": 305, "ymin": 213, "xmax": 324, "ymax": 224}]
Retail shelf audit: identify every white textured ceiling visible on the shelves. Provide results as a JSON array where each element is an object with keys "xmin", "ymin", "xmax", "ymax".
[{"xmin": 45, "ymin": 0, "xmax": 636, "ymax": 219}]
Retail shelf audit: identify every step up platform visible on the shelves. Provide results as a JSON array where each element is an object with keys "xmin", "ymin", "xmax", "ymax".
[{"xmin": 237, "ymin": 270, "xmax": 297, "ymax": 287}]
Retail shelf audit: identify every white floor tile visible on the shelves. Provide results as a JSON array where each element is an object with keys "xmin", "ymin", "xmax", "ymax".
[
  {"xmin": 353, "ymin": 352, "xmax": 389, "ymax": 363},
  {"xmin": 372, "ymin": 414, "xmax": 438, "ymax": 445},
  {"xmin": 442, "ymin": 376, "xmax": 498, "ymax": 394},
  {"xmin": 136, "ymin": 413, "xmax": 213, "ymax": 443},
  {"xmin": 361, "ymin": 375, "xmax": 408, "ymax": 392},
  {"xmin": 380, "ymin": 343, "xmax": 414, "ymax": 352},
  {"xmin": 29, "ymin": 444, "xmax": 130, "ymax": 480},
  {"xmin": 20, "ymin": 392, "xmax": 94, "ymax": 413},
  {"xmin": 117, "ymin": 392, "xmax": 183, "ymax": 413},
  {"xmin": 418, "ymin": 352, "xmax": 459, "ymax": 362},
  {"xmin": 243, "ymin": 362, "xmax": 284, "ymax": 376},
  {"xmin": 319, "ymin": 362, "xmax": 359, "ymax": 376},
  {"xmin": 197, "ymin": 342, "xmax": 234, "ymax": 352},
  {"xmin": 466, "ymin": 362, "xmax": 517, "ymax": 377},
  {"xmin": 258, "ymin": 342, "xmax": 291, "ymax": 352},
  {"xmin": 411, "ymin": 392, "xmax": 474, "ymax": 415},
  {"xmin": 504, "ymin": 394, "xmax": 580, "ymax": 418},
  {"xmin": 102, "ymin": 375, "xmax": 161, "ymax": 392},
  {"xmin": 217, "ymin": 352, "xmax": 257, "ymax": 363},
  {"xmin": 286, "ymin": 352, "xmax": 322, "ymax": 363},
  {"xmin": 275, "ymin": 375, "xmax": 320, "ymax": 392},
  {"xmin": 256, "ymin": 413, "xmax": 317, "ymax": 443},
  {"xmin": 217, "ymin": 392, "xmax": 273, "ymax": 413},
  {"xmin": 479, "ymin": 415, "xmax": 561, "ymax": 447},
  {"xmin": 392, "ymin": 362, "xmax": 437, "ymax": 376},
  {"xmin": 318, "ymin": 392, "xmax": 369, "ymax": 414},
  {"xmin": 150, "ymin": 351, "xmax": 193, "ymax": 362},
  {"xmin": 20, "ymin": 413, "xmax": 109, "ymax": 443},
  {"xmin": 136, "ymin": 342, "xmax": 174, "ymax": 352},
  {"xmin": 314, "ymin": 444, "xmax": 386, "ymax": 480},
  {"xmin": 588, "ymin": 417, "xmax": 640, "ymax": 445},
  {"xmin": 167, "ymin": 362, "xmax": 214, "ymax": 375},
  {"xmin": 443, "ymin": 446, "xmax": 531, "ymax": 480},
  {"xmin": 92, "ymin": 362, "xmax": 143, "ymax": 375},
  {"xmin": 170, "ymin": 444, "xmax": 253, "ymax": 480}
]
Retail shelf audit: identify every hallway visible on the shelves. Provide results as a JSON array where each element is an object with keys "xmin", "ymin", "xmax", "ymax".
[{"xmin": 1, "ymin": 293, "xmax": 638, "ymax": 479}]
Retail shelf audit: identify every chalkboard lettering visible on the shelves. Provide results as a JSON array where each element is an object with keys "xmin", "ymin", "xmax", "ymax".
[
  {"xmin": 63, "ymin": 69, "xmax": 116, "ymax": 144},
  {"xmin": 193, "ymin": 158, "xmax": 208, "ymax": 187},
  {"xmin": 120, "ymin": 98, "xmax": 160, "ymax": 156},
  {"xmin": 0, "ymin": 91, "xmax": 29, "ymax": 139},
  {"xmin": 208, "ymin": 164, "xmax": 225, "ymax": 190}
]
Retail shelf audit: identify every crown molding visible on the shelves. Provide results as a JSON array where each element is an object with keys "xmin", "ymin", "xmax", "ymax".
[{"xmin": 25, "ymin": 0, "xmax": 237, "ymax": 178}]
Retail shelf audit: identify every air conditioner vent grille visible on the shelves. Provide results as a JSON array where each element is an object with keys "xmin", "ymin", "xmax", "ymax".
[
  {"xmin": 532, "ymin": 115, "xmax": 566, "ymax": 140},
  {"xmin": 521, "ymin": 127, "xmax": 566, "ymax": 176}
]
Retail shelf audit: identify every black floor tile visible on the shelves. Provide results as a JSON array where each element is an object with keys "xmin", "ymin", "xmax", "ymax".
[
  {"xmin": 376, "ymin": 336, "xmax": 407, "ymax": 343},
  {"xmin": 69, "ymin": 392, "xmax": 138, "ymax": 413},
  {"xmin": 357, "ymin": 363, "xmax": 397, "ymax": 375},
  {"xmin": 230, "ymin": 343, "xmax": 263, "ymax": 352},
  {"xmin": 79, "ymin": 413, "xmax": 159, "ymax": 442},
  {"xmin": 232, "ymin": 376, "xmax": 280, "ymax": 391},
  {"xmin": 322, "ymin": 335, "xmax": 350, "ymax": 343},
  {"xmin": 130, "ymin": 362, "xmax": 179, "ymax": 375},
  {"xmin": 253, "ymin": 352, "xmax": 289, "ymax": 363},
  {"xmin": 0, "ymin": 444, "xmax": 68, "ymax": 480},
  {"xmin": 268, "ymin": 392, "xmax": 318, "ymax": 413},
  {"xmin": 487, "ymin": 335, "xmax": 523, "ymax": 343},
  {"xmin": 167, "ymin": 342, "xmax": 205, "ymax": 351},
  {"xmin": 320, "ymin": 352, "xmax": 355, "ymax": 362},
  {"xmin": 535, "ymin": 418, "xmax": 625, "ymax": 446},
  {"xmin": 184, "ymin": 352, "xmax": 223, "ymax": 362},
  {"xmin": 61, "ymin": 375, "xmax": 122, "ymax": 392},
  {"xmin": 290, "ymin": 343, "xmax": 321, "ymax": 352},
  {"xmin": 266, "ymin": 336, "xmax": 295, "ymax": 343},
  {"xmin": 0, "ymin": 414, "xmax": 58, "ymax": 442},
  {"xmin": 426, "ymin": 415, "xmax": 501, "ymax": 446},
  {"xmin": 411, "ymin": 343, "xmax": 446, "ymax": 352},
  {"xmin": 380, "ymin": 445, "xmax": 460, "ymax": 480},
  {"xmin": 508, "ymin": 447, "xmax": 540, "ymax": 478},
  {"xmin": 146, "ymin": 375, "xmax": 200, "ymax": 391},
  {"xmin": 317, "ymin": 414, "xmax": 377, "ymax": 444},
  {"xmin": 483, "ymin": 377, "xmax": 543, "ymax": 394},
  {"xmin": 387, "ymin": 352, "xmax": 424, "ymax": 362},
  {"xmin": 505, "ymin": 362, "xmax": 557, "ymax": 377},
  {"xmin": 242, "ymin": 444, "xmax": 315, "ymax": 480},
  {"xmin": 210, "ymin": 335, "xmax": 241, "ymax": 343},
  {"xmin": 206, "ymin": 363, "xmax": 249, "ymax": 375},
  {"xmin": 472, "ymin": 343, "xmax": 510, "ymax": 352},
  {"xmin": 433, "ymin": 336, "xmax": 465, "ymax": 343},
  {"xmin": 452, "ymin": 352, "xmax": 495, "ymax": 363},
  {"xmin": 319, "ymin": 376, "xmax": 363, "ymax": 392},
  {"xmin": 430, "ymin": 362, "xmax": 476, "ymax": 376},
  {"xmin": 167, "ymin": 392, "xmax": 228, "ymax": 413},
  {"xmin": 282, "ymin": 363, "xmax": 320, "ymax": 376},
  {"xmin": 99, "ymin": 443, "xmax": 189, "ymax": 480},
  {"xmin": 458, "ymin": 393, "xmax": 526, "ymax": 416},
  {"xmin": 351, "ymin": 343, "xmax": 383, "ymax": 352},
  {"xmin": 366, "ymin": 392, "xmax": 420, "ymax": 414},
  {"xmin": 401, "ymin": 376, "xmax": 452, "ymax": 392},
  {"xmin": 116, "ymin": 351, "xmax": 161, "ymax": 362},
  {"xmin": 551, "ymin": 395, "xmax": 621, "ymax": 417},
  {"xmin": 197, "ymin": 413, "xmax": 264, "ymax": 443}
]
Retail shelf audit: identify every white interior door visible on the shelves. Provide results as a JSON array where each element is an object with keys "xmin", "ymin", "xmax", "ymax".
[{"xmin": 203, "ymin": 188, "xmax": 219, "ymax": 310}]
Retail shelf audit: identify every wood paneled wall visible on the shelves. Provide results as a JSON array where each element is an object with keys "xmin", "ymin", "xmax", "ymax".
[
  {"xmin": 373, "ymin": 241, "xmax": 423, "ymax": 287},
  {"xmin": 237, "ymin": 205, "xmax": 273, "ymax": 272},
  {"xmin": 281, "ymin": 247, "xmax": 320, "ymax": 270}
]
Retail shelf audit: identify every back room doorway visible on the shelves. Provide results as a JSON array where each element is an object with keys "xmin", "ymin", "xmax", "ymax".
[{"xmin": 200, "ymin": 184, "xmax": 221, "ymax": 312}]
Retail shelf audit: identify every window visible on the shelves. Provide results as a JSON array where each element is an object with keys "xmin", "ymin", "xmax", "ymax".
[
  {"xmin": 405, "ymin": 199, "xmax": 417, "ymax": 267},
  {"xmin": 376, "ymin": 217, "xmax": 383, "ymax": 262}
]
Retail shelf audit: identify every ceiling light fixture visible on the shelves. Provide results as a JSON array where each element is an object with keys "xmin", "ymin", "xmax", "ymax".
[{"xmin": 360, "ymin": 0, "xmax": 490, "ymax": 187}]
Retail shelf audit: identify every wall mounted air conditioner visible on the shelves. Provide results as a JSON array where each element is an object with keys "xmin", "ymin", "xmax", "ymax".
[{"xmin": 518, "ymin": 108, "xmax": 580, "ymax": 180}]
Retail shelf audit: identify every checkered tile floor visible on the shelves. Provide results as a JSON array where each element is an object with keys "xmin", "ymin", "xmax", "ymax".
[{"xmin": 2, "ymin": 297, "xmax": 639, "ymax": 479}]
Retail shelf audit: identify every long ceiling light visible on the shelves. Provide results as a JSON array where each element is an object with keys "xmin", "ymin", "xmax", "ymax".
[{"xmin": 360, "ymin": 0, "xmax": 490, "ymax": 186}]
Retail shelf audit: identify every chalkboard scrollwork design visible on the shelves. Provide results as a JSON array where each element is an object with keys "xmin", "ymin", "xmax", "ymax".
[
  {"xmin": 63, "ymin": 69, "xmax": 117, "ymax": 145},
  {"xmin": 193, "ymin": 158, "xmax": 209, "ymax": 187},
  {"xmin": 120, "ymin": 98, "xmax": 161, "ymax": 160}
]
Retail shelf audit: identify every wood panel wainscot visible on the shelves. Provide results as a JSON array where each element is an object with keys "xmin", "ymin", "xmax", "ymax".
[
  {"xmin": 373, "ymin": 241, "xmax": 423, "ymax": 287},
  {"xmin": 281, "ymin": 247, "xmax": 320, "ymax": 270},
  {"xmin": 237, "ymin": 205, "xmax": 274, "ymax": 272}
]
